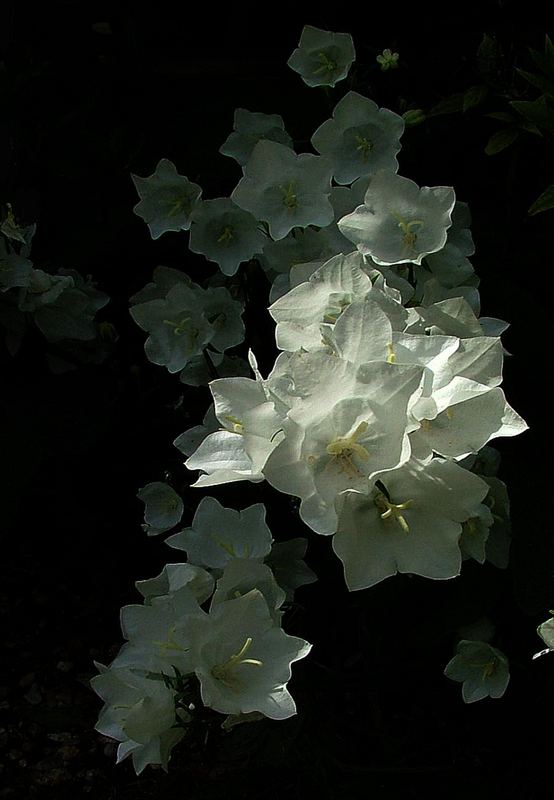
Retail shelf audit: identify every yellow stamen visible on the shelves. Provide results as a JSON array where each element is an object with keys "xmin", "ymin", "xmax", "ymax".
[
  {"xmin": 386, "ymin": 343, "xmax": 396, "ymax": 364},
  {"xmin": 153, "ymin": 623, "xmax": 188, "ymax": 653},
  {"xmin": 209, "ymin": 534, "xmax": 237, "ymax": 558},
  {"xmin": 355, "ymin": 134, "xmax": 373, "ymax": 162},
  {"xmin": 325, "ymin": 422, "xmax": 371, "ymax": 478},
  {"xmin": 374, "ymin": 492, "xmax": 414, "ymax": 533},
  {"xmin": 163, "ymin": 317, "xmax": 191, "ymax": 336},
  {"xmin": 223, "ymin": 414, "xmax": 244, "ymax": 434},
  {"xmin": 281, "ymin": 181, "xmax": 298, "ymax": 210},
  {"xmin": 211, "ymin": 637, "xmax": 264, "ymax": 689},
  {"xmin": 217, "ymin": 226, "xmax": 234, "ymax": 244}
]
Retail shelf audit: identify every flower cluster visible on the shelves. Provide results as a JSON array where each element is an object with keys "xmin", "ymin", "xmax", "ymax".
[
  {"xmin": 184, "ymin": 249, "xmax": 526, "ymax": 589},
  {"xmin": 0, "ymin": 205, "xmax": 109, "ymax": 361},
  {"xmin": 99, "ymin": 24, "xmax": 531, "ymax": 771},
  {"xmin": 92, "ymin": 494, "xmax": 314, "ymax": 773}
]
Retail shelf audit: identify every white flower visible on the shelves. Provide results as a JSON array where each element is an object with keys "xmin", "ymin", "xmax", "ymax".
[
  {"xmin": 182, "ymin": 590, "xmax": 311, "ymax": 719},
  {"xmin": 185, "ymin": 376, "xmax": 283, "ymax": 487},
  {"xmin": 111, "ymin": 586, "xmax": 202, "ymax": 674},
  {"xmin": 231, "ymin": 140, "xmax": 333, "ymax": 240},
  {"xmin": 135, "ymin": 563, "xmax": 214, "ymax": 605},
  {"xmin": 268, "ymin": 251, "xmax": 372, "ymax": 352},
  {"xmin": 332, "ymin": 458, "xmax": 490, "ymax": 589},
  {"xmin": 220, "ymin": 108, "xmax": 293, "ymax": 166},
  {"xmin": 91, "ymin": 665, "xmax": 184, "ymax": 774},
  {"xmin": 444, "ymin": 640, "xmax": 510, "ymax": 703},
  {"xmin": 211, "ymin": 559, "xmax": 286, "ymax": 622},
  {"xmin": 166, "ymin": 496, "xmax": 273, "ymax": 568},
  {"xmin": 311, "ymin": 91, "xmax": 404, "ymax": 184},
  {"xmin": 188, "ymin": 198, "xmax": 266, "ymax": 276},
  {"xmin": 287, "ymin": 25, "xmax": 355, "ymax": 88},
  {"xmin": 338, "ymin": 171, "xmax": 456, "ymax": 265},
  {"xmin": 137, "ymin": 481, "xmax": 184, "ymax": 536},
  {"xmin": 409, "ymin": 378, "xmax": 528, "ymax": 461},
  {"xmin": 130, "ymin": 282, "xmax": 214, "ymax": 373},
  {"xmin": 131, "ymin": 158, "xmax": 201, "ymax": 239}
]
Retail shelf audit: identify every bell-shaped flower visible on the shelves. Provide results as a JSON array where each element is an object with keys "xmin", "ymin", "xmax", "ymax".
[
  {"xmin": 111, "ymin": 585, "xmax": 202, "ymax": 674},
  {"xmin": 231, "ymin": 141, "xmax": 333, "ymax": 240},
  {"xmin": 220, "ymin": 108, "xmax": 293, "ymax": 166},
  {"xmin": 211, "ymin": 559, "xmax": 286, "ymax": 622},
  {"xmin": 182, "ymin": 589, "xmax": 311, "ymax": 719},
  {"xmin": 131, "ymin": 158, "xmax": 201, "ymax": 239},
  {"xmin": 409, "ymin": 377, "xmax": 528, "ymax": 461},
  {"xmin": 332, "ymin": 458, "xmax": 489, "ymax": 589},
  {"xmin": 135, "ymin": 563, "xmax": 214, "ymax": 605},
  {"xmin": 137, "ymin": 481, "xmax": 184, "ymax": 536},
  {"xmin": 265, "ymin": 538, "xmax": 317, "ymax": 602},
  {"xmin": 130, "ymin": 282, "xmax": 213, "ymax": 373},
  {"xmin": 91, "ymin": 665, "xmax": 184, "ymax": 774},
  {"xmin": 18, "ymin": 268, "xmax": 73, "ymax": 312},
  {"xmin": 444, "ymin": 640, "xmax": 510, "ymax": 703},
  {"xmin": 311, "ymin": 91, "xmax": 404, "ymax": 184},
  {"xmin": 189, "ymin": 199, "xmax": 266, "ymax": 276},
  {"xmin": 269, "ymin": 251, "xmax": 372, "ymax": 351},
  {"xmin": 199, "ymin": 285, "xmax": 245, "ymax": 352},
  {"xmin": 264, "ymin": 359, "xmax": 424, "ymax": 534},
  {"xmin": 166, "ymin": 496, "xmax": 273, "ymax": 568},
  {"xmin": 287, "ymin": 25, "xmax": 355, "ymax": 88},
  {"xmin": 338, "ymin": 171, "xmax": 456, "ymax": 266},
  {"xmin": 185, "ymin": 375, "xmax": 283, "ymax": 487}
]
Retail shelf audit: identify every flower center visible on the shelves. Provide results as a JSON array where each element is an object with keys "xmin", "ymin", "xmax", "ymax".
[
  {"xmin": 355, "ymin": 134, "xmax": 373, "ymax": 162},
  {"xmin": 324, "ymin": 422, "xmax": 371, "ymax": 477},
  {"xmin": 374, "ymin": 491, "xmax": 414, "ymax": 533},
  {"xmin": 391, "ymin": 212, "xmax": 425, "ymax": 252},
  {"xmin": 217, "ymin": 226, "xmax": 234, "ymax": 244},
  {"xmin": 152, "ymin": 623, "xmax": 188, "ymax": 653},
  {"xmin": 280, "ymin": 181, "xmax": 298, "ymax": 210},
  {"xmin": 211, "ymin": 637, "xmax": 263, "ymax": 690},
  {"xmin": 168, "ymin": 194, "xmax": 192, "ymax": 217},
  {"xmin": 314, "ymin": 51, "xmax": 337, "ymax": 75}
]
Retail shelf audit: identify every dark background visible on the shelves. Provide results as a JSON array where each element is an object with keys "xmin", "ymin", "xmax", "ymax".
[{"xmin": 1, "ymin": 3, "xmax": 553, "ymax": 797}]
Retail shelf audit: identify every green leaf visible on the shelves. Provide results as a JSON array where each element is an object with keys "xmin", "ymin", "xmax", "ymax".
[
  {"xmin": 530, "ymin": 35, "xmax": 554, "ymax": 80},
  {"xmin": 528, "ymin": 184, "xmax": 554, "ymax": 215},
  {"xmin": 485, "ymin": 111, "xmax": 516, "ymax": 123},
  {"xmin": 477, "ymin": 34, "xmax": 503, "ymax": 82},
  {"xmin": 519, "ymin": 121, "xmax": 543, "ymax": 137},
  {"xmin": 485, "ymin": 128, "xmax": 519, "ymax": 155},
  {"xmin": 402, "ymin": 108, "xmax": 426, "ymax": 126},
  {"xmin": 510, "ymin": 97, "xmax": 554, "ymax": 134},
  {"xmin": 516, "ymin": 68, "xmax": 554, "ymax": 97},
  {"xmin": 463, "ymin": 85, "xmax": 488, "ymax": 112},
  {"xmin": 428, "ymin": 93, "xmax": 464, "ymax": 117}
]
